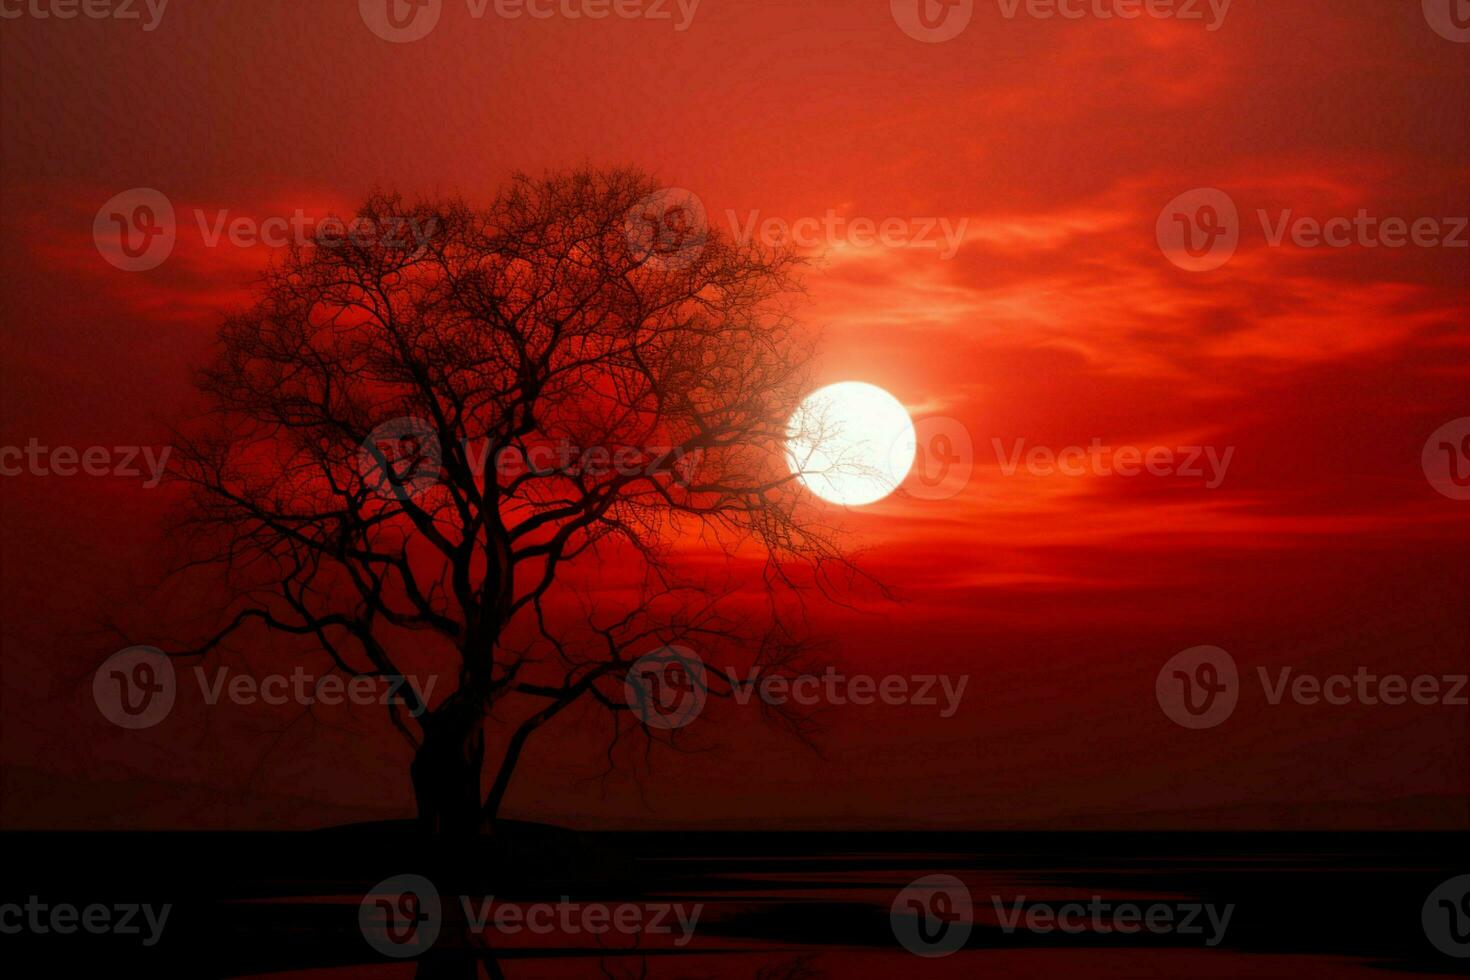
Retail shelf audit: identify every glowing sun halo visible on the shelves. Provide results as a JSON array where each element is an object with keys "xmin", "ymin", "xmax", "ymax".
[{"xmin": 785, "ymin": 382, "xmax": 916, "ymax": 506}]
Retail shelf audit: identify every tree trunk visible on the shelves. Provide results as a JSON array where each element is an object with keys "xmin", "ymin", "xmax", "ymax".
[
  {"xmin": 410, "ymin": 695, "xmax": 486, "ymax": 837},
  {"xmin": 409, "ymin": 698, "xmax": 504, "ymax": 980}
]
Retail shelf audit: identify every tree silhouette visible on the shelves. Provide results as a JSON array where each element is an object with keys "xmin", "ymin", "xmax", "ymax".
[{"xmin": 164, "ymin": 168, "xmax": 856, "ymax": 835}]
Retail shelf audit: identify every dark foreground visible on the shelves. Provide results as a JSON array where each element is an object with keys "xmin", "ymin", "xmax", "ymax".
[{"xmin": 1, "ymin": 827, "xmax": 1466, "ymax": 977}]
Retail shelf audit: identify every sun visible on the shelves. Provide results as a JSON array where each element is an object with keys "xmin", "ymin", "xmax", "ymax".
[{"xmin": 785, "ymin": 382, "xmax": 916, "ymax": 506}]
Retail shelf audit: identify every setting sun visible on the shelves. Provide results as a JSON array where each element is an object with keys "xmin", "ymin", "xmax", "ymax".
[{"xmin": 786, "ymin": 381, "xmax": 916, "ymax": 506}]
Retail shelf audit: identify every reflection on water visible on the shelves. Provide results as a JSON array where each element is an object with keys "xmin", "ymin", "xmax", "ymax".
[{"xmin": 5, "ymin": 831, "xmax": 1463, "ymax": 977}]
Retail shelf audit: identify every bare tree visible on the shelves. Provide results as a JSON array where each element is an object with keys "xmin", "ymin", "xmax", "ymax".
[{"xmin": 163, "ymin": 168, "xmax": 855, "ymax": 835}]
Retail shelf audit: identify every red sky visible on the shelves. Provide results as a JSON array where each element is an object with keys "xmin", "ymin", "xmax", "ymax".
[{"xmin": 1, "ymin": 0, "xmax": 1467, "ymax": 831}]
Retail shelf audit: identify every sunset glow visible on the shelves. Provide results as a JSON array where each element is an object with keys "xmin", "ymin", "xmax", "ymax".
[
  {"xmin": 786, "ymin": 382, "xmax": 917, "ymax": 506},
  {"xmin": 1, "ymin": 1, "xmax": 1466, "ymax": 838}
]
